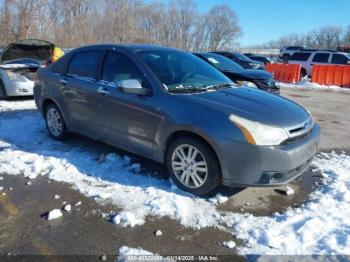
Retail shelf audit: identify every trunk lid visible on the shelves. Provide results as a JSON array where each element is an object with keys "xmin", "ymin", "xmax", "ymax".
[{"xmin": 0, "ymin": 39, "xmax": 54, "ymax": 63}]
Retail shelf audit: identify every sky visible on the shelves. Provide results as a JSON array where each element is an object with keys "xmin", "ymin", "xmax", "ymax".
[{"xmin": 192, "ymin": 0, "xmax": 350, "ymax": 46}]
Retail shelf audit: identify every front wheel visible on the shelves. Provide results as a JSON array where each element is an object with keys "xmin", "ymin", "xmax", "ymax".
[
  {"xmin": 166, "ymin": 137, "xmax": 221, "ymax": 195},
  {"xmin": 45, "ymin": 103, "xmax": 68, "ymax": 140}
]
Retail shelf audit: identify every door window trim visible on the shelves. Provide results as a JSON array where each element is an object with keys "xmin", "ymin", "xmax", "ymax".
[
  {"xmin": 66, "ymin": 49, "xmax": 103, "ymax": 80},
  {"xmin": 98, "ymin": 48, "xmax": 153, "ymax": 92}
]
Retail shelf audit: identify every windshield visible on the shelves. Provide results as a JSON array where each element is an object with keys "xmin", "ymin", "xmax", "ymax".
[
  {"xmin": 234, "ymin": 53, "xmax": 253, "ymax": 62},
  {"xmin": 138, "ymin": 49, "xmax": 233, "ymax": 91},
  {"xmin": 201, "ymin": 53, "xmax": 243, "ymax": 71}
]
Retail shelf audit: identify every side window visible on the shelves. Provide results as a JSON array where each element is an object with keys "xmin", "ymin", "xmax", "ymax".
[
  {"xmin": 102, "ymin": 51, "xmax": 148, "ymax": 87},
  {"xmin": 312, "ymin": 53, "xmax": 330, "ymax": 63},
  {"xmin": 67, "ymin": 50, "xmax": 100, "ymax": 79},
  {"xmin": 331, "ymin": 54, "xmax": 348, "ymax": 64},
  {"xmin": 290, "ymin": 52, "xmax": 311, "ymax": 61},
  {"xmin": 51, "ymin": 55, "xmax": 69, "ymax": 74}
]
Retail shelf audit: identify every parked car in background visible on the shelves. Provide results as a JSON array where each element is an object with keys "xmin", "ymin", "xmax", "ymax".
[
  {"xmin": 288, "ymin": 50, "xmax": 350, "ymax": 77},
  {"xmin": 0, "ymin": 39, "xmax": 57, "ymax": 99},
  {"xmin": 244, "ymin": 53, "xmax": 272, "ymax": 65},
  {"xmin": 211, "ymin": 51, "xmax": 265, "ymax": 70},
  {"xmin": 195, "ymin": 52, "xmax": 279, "ymax": 94},
  {"xmin": 34, "ymin": 44, "xmax": 320, "ymax": 195},
  {"xmin": 337, "ymin": 45, "xmax": 350, "ymax": 54},
  {"xmin": 279, "ymin": 46, "xmax": 305, "ymax": 61}
]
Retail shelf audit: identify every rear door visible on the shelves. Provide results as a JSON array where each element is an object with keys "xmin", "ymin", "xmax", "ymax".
[
  {"xmin": 96, "ymin": 50, "xmax": 163, "ymax": 156},
  {"xmin": 63, "ymin": 50, "xmax": 103, "ymax": 137},
  {"xmin": 289, "ymin": 52, "xmax": 312, "ymax": 75}
]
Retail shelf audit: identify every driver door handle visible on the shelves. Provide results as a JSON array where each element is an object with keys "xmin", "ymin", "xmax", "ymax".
[{"xmin": 97, "ymin": 86, "xmax": 110, "ymax": 96}]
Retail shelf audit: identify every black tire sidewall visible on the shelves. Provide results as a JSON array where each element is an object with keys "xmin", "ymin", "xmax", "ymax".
[
  {"xmin": 0, "ymin": 80, "xmax": 8, "ymax": 100},
  {"xmin": 45, "ymin": 103, "xmax": 67, "ymax": 140},
  {"xmin": 166, "ymin": 136, "xmax": 221, "ymax": 196},
  {"xmin": 301, "ymin": 68, "xmax": 307, "ymax": 78}
]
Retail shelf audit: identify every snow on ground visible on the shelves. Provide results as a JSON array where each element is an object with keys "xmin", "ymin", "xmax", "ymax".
[
  {"xmin": 0, "ymin": 99, "xmax": 36, "ymax": 112},
  {"xmin": 1, "ymin": 100, "xmax": 350, "ymax": 255},
  {"xmin": 279, "ymin": 78, "xmax": 350, "ymax": 93},
  {"xmin": 117, "ymin": 246, "xmax": 166, "ymax": 262}
]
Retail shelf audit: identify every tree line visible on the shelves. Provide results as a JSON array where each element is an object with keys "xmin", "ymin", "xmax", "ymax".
[
  {"xmin": 0, "ymin": 0, "xmax": 241, "ymax": 51},
  {"xmin": 261, "ymin": 25, "xmax": 350, "ymax": 50}
]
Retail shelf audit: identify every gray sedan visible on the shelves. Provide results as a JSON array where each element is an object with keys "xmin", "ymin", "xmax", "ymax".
[{"xmin": 34, "ymin": 45, "xmax": 321, "ymax": 195}]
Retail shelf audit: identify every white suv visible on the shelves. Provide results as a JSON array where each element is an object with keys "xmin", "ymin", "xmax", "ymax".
[{"xmin": 288, "ymin": 51, "xmax": 350, "ymax": 77}]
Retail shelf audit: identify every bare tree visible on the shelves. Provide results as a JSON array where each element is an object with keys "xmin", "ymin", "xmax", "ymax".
[
  {"xmin": 0, "ymin": 0, "xmax": 241, "ymax": 50},
  {"xmin": 343, "ymin": 26, "xmax": 350, "ymax": 45},
  {"xmin": 205, "ymin": 5, "xmax": 241, "ymax": 50}
]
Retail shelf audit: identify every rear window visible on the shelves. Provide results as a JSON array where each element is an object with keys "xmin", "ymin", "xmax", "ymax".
[
  {"xmin": 67, "ymin": 50, "xmax": 100, "ymax": 79},
  {"xmin": 312, "ymin": 53, "xmax": 330, "ymax": 63},
  {"xmin": 331, "ymin": 54, "xmax": 349, "ymax": 64},
  {"xmin": 51, "ymin": 55, "xmax": 69, "ymax": 74},
  {"xmin": 290, "ymin": 52, "xmax": 311, "ymax": 61}
]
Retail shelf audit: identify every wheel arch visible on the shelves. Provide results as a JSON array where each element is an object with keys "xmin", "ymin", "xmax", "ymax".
[
  {"xmin": 164, "ymin": 130, "xmax": 222, "ymax": 174},
  {"xmin": 41, "ymin": 97, "xmax": 69, "ymax": 129}
]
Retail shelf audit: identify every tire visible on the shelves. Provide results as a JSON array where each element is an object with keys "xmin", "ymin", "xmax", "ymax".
[
  {"xmin": 282, "ymin": 54, "xmax": 290, "ymax": 62},
  {"xmin": 44, "ymin": 103, "xmax": 68, "ymax": 140},
  {"xmin": 166, "ymin": 136, "xmax": 221, "ymax": 195},
  {"xmin": 0, "ymin": 80, "xmax": 8, "ymax": 100},
  {"xmin": 300, "ymin": 68, "xmax": 307, "ymax": 79}
]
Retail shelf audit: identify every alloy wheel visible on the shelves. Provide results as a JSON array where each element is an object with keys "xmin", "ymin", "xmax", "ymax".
[
  {"xmin": 171, "ymin": 144, "xmax": 208, "ymax": 189},
  {"xmin": 46, "ymin": 107, "xmax": 63, "ymax": 137}
]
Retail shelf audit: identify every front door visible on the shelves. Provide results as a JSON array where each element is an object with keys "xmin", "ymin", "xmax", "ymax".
[{"xmin": 97, "ymin": 50, "xmax": 163, "ymax": 156}]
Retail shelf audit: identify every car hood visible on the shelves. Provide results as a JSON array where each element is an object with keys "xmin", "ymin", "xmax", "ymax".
[
  {"xmin": 186, "ymin": 87, "xmax": 310, "ymax": 128},
  {"xmin": 0, "ymin": 39, "xmax": 54, "ymax": 63},
  {"xmin": 223, "ymin": 69, "xmax": 272, "ymax": 80}
]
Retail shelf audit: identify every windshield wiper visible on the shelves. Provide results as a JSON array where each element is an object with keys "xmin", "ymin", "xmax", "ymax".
[
  {"xmin": 167, "ymin": 83, "xmax": 233, "ymax": 93},
  {"xmin": 167, "ymin": 86, "xmax": 208, "ymax": 93},
  {"xmin": 203, "ymin": 83, "xmax": 234, "ymax": 90}
]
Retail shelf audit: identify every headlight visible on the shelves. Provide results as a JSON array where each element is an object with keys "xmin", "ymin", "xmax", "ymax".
[
  {"xmin": 236, "ymin": 81, "xmax": 258, "ymax": 88},
  {"xmin": 229, "ymin": 114, "xmax": 289, "ymax": 146},
  {"xmin": 6, "ymin": 71, "xmax": 27, "ymax": 82}
]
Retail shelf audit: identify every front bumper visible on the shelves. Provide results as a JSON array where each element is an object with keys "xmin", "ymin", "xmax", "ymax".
[
  {"xmin": 219, "ymin": 124, "xmax": 321, "ymax": 187},
  {"xmin": 4, "ymin": 80, "xmax": 34, "ymax": 96}
]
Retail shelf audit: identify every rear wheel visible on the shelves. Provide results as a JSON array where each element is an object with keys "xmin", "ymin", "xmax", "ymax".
[
  {"xmin": 45, "ymin": 103, "xmax": 68, "ymax": 140},
  {"xmin": 300, "ymin": 68, "xmax": 307, "ymax": 79},
  {"xmin": 0, "ymin": 80, "xmax": 8, "ymax": 100},
  {"xmin": 282, "ymin": 54, "xmax": 290, "ymax": 62},
  {"xmin": 166, "ymin": 136, "xmax": 221, "ymax": 195}
]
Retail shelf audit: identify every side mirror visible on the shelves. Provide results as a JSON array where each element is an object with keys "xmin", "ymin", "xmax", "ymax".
[
  {"xmin": 119, "ymin": 79, "xmax": 149, "ymax": 95},
  {"xmin": 347, "ymin": 60, "xmax": 350, "ymax": 64}
]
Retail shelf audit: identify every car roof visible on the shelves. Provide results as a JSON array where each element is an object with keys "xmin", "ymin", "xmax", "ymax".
[
  {"xmin": 71, "ymin": 44, "xmax": 180, "ymax": 53},
  {"xmin": 294, "ymin": 50, "xmax": 341, "ymax": 54}
]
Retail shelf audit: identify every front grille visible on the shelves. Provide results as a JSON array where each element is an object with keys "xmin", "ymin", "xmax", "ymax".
[
  {"xmin": 281, "ymin": 129, "xmax": 312, "ymax": 145},
  {"xmin": 282, "ymin": 118, "xmax": 314, "ymax": 145}
]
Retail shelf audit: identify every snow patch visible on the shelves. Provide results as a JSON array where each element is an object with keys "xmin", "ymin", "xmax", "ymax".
[
  {"xmin": 47, "ymin": 209, "xmax": 63, "ymax": 220},
  {"xmin": 223, "ymin": 241, "xmax": 236, "ymax": 249},
  {"xmin": 117, "ymin": 246, "xmax": 154, "ymax": 262},
  {"xmin": 279, "ymin": 78, "xmax": 350, "ymax": 93},
  {"xmin": 154, "ymin": 230, "xmax": 163, "ymax": 236},
  {"xmin": 1, "ymin": 100, "xmax": 350, "ymax": 255},
  {"xmin": 63, "ymin": 204, "xmax": 71, "ymax": 212}
]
